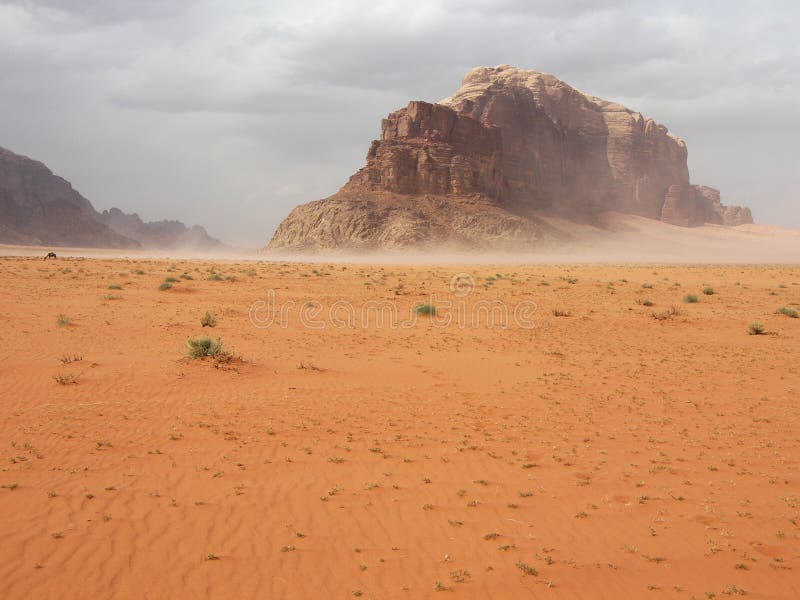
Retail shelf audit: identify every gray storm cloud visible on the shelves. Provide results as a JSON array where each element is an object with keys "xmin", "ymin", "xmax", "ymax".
[{"xmin": 0, "ymin": 0, "xmax": 797, "ymax": 245}]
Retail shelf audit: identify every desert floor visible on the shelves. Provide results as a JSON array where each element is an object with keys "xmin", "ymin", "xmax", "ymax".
[{"xmin": 0, "ymin": 257, "xmax": 798, "ymax": 599}]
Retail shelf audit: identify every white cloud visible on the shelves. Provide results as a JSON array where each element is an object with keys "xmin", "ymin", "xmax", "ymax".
[{"xmin": 0, "ymin": 0, "xmax": 797, "ymax": 244}]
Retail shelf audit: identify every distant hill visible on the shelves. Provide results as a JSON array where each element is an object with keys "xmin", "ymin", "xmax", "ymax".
[{"xmin": 0, "ymin": 145, "xmax": 222, "ymax": 250}]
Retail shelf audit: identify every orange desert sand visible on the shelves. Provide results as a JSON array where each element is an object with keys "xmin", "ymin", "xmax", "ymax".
[{"xmin": 1, "ymin": 255, "xmax": 799, "ymax": 599}]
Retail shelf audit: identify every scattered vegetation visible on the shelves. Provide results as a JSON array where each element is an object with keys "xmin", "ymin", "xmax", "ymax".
[
  {"xmin": 703, "ymin": 287, "xmax": 715, "ymax": 295},
  {"xmin": 56, "ymin": 314, "xmax": 71, "ymax": 326},
  {"xmin": 107, "ymin": 283, "xmax": 122, "ymax": 290},
  {"xmin": 776, "ymin": 306, "xmax": 798, "ymax": 318},
  {"xmin": 641, "ymin": 299, "xmax": 654, "ymax": 307},
  {"xmin": 158, "ymin": 282, "xmax": 173, "ymax": 291},
  {"xmin": 185, "ymin": 337, "xmax": 227, "ymax": 359},
  {"xmin": 200, "ymin": 311, "xmax": 217, "ymax": 327},
  {"xmin": 415, "ymin": 303, "xmax": 436, "ymax": 316},
  {"xmin": 652, "ymin": 306, "xmax": 680, "ymax": 320},
  {"xmin": 722, "ymin": 584, "xmax": 746, "ymax": 596},
  {"xmin": 747, "ymin": 322, "xmax": 766, "ymax": 335},
  {"xmin": 552, "ymin": 309, "xmax": 570, "ymax": 317},
  {"xmin": 208, "ymin": 273, "xmax": 223, "ymax": 281},
  {"xmin": 53, "ymin": 373, "xmax": 77, "ymax": 385},
  {"xmin": 683, "ymin": 294, "xmax": 699, "ymax": 303},
  {"xmin": 516, "ymin": 561, "xmax": 538, "ymax": 576},
  {"xmin": 450, "ymin": 569, "xmax": 470, "ymax": 583}
]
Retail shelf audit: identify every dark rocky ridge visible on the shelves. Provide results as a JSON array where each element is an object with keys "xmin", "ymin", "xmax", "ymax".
[{"xmin": 0, "ymin": 146, "xmax": 221, "ymax": 249}]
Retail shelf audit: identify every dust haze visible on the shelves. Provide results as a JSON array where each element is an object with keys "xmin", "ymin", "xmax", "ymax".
[{"xmin": 5, "ymin": 212, "xmax": 799, "ymax": 264}]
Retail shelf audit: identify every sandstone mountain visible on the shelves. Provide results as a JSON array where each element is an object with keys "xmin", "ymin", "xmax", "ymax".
[
  {"xmin": 0, "ymin": 146, "xmax": 222, "ymax": 249},
  {"xmin": 269, "ymin": 65, "xmax": 752, "ymax": 252}
]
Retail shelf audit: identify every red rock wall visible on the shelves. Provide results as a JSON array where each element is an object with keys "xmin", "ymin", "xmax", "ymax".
[{"xmin": 343, "ymin": 101, "xmax": 503, "ymax": 199}]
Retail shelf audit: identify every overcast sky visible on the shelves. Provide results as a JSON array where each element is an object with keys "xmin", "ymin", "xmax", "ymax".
[{"xmin": 0, "ymin": 0, "xmax": 797, "ymax": 246}]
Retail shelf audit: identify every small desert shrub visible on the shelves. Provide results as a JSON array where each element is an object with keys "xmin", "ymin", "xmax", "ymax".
[
  {"xmin": 552, "ymin": 309, "xmax": 570, "ymax": 317},
  {"xmin": 747, "ymin": 322, "xmax": 765, "ymax": 335},
  {"xmin": 683, "ymin": 294, "xmax": 699, "ymax": 303},
  {"xmin": 56, "ymin": 314, "xmax": 71, "ymax": 326},
  {"xmin": 133, "ymin": 269, "xmax": 145, "ymax": 275},
  {"xmin": 416, "ymin": 304, "xmax": 436, "ymax": 316},
  {"xmin": 702, "ymin": 287, "xmax": 714, "ymax": 295},
  {"xmin": 652, "ymin": 306, "xmax": 680, "ymax": 320},
  {"xmin": 201, "ymin": 311, "xmax": 217, "ymax": 327},
  {"xmin": 560, "ymin": 276, "xmax": 578, "ymax": 284},
  {"xmin": 642, "ymin": 283, "xmax": 653, "ymax": 289},
  {"xmin": 180, "ymin": 273, "xmax": 194, "ymax": 280},
  {"xmin": 186, "ymin": 336, "xmax": 225, "ymax": 359},
  {"xmin": 53, "ymin": 373, "xmax": 77, "ymax": 385},
  {"xmin": 103, "ymin": 294, "xmax": 122, "ymax": 300},
  {"xmin": 164, "ymin": 276, "xmax": 179, "ymax": 283},
  {"xmin": 107, "ymin": 284, "xmax": 122, "ymax": 290},
  {"xmin": 641, "ymin": 299, "xmax": 654, "ymax": 307},
  {"xmin": 208, "ymin": 273, "xmax": 223, "ymax": 281},
  {"xmin": 158, "ymin": 282, "xmax": 173, "ymax": 291},
  {"xmin": 450, "ymin": 569, "xmax": 470, "ymax": 583},
  {"xmin": 776, "ymin": 306, "xmax": 798, "ymax": 318},
  {"xmin": 516, "ymin": 561, "xmax": 538, "ymax": 576}
]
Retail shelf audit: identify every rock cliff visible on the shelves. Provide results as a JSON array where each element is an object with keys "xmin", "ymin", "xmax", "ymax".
[
  {"xmin": 269, "ymin": 65, "xmax": 753, "ymax": 251},
  {"xmin": 0, "ymin": 146, "xmax": 222, "ymax": 249},
  {"xmin": 0, "ymin": 146, "xmax": 139, "ymax": 248}
]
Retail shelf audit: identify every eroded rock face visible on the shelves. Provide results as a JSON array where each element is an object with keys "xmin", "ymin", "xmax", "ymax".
[
  {"xmin": 0, "ymin": 145, "xmax": 222, "ymax": 249},
  {"xmin": 268, "ymin": 65, "xmax": 754, "ymax": 251},
  {"xmin": 441, "ymin": 66, "xmax": 696, "ymax": 220},
  {"xmin": 268, "ymin": 192, "xmax": 551, "ymax": 252},
  {"xmin": 345, "ymin": 101, "xmax": 503, "ymax": 199},
  {"xmin": 0, "ymin": 146, "xmax": 139, "ymax": 248},
  {"xmin": 659, "ymin": 185, "xmax": 755, "ymax": 227},
  {"xmin": 690, "ymin": 185, "xmax": 754, "ymax": 226}
]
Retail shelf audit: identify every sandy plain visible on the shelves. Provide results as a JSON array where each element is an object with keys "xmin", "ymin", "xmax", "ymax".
[{"xmin": 0, "ymin": 255, "xmax": 798, "ymax": 599}]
